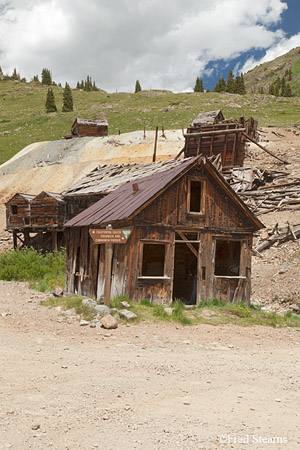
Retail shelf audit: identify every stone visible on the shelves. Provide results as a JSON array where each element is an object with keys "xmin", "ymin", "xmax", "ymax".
[
  {"xmin": 100, "ymin": 314, "xmax": 118, "ymax": 329},
  {"xmin": 31, "ymin": 424, "xmax": 40, "ymax": 430},
  {"xmin": 52, "ymin": 286, "xmax": 64, "ymax": 297},
  {"xmin": 79, "ymin": 320, "xmax": 90, "ymax": 326},
  {"xmin": 118, "ymin": 309, "xmax": 137, "ymax": 321},
  {"xmin": 120, "ymin": 301, "xmax": 130, "ymax": 308},
  {"xmin": 82, "ymin": 298, "xmax": 97, "ymax": 308},
  {"xmin": 164, "ymin": 307, "xmax": 173, "ymax": 316},
  {"xmin": 290, "ymin": 304, "xmax": 300, "ymax": 312},
  {"xmin": 93, "ymin": 305, "xmax": 111, "ymax": 316}
]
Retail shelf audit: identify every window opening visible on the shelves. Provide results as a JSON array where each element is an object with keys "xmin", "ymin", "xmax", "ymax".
[
  {"xmin": 10, "ymin": 205, "xmax": 18, "ymax": 215},
  {"xmin": 142, "ymin": 244, "xmax": 165, "ymax": 276},
  {"xmin": 214, "ymin": 240, "xmax": 241, "ymax": 276},
  {"xmin": 189, "ymin": 180, "xmax": 203, "ymax": 213}
]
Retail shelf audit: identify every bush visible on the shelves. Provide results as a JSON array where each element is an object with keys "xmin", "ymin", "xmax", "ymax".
[{"xmin": 0, "ymin": 248, "xmax": 66, "ymax": 290}]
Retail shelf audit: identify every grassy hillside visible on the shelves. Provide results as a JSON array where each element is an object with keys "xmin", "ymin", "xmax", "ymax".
[
  {"xmin": 244, "ymin": 46, "xmax": 300, "ymax": 95},
  {"xmin": 1, "ymin": 79, "xmax": 300, "ymax": 165}
]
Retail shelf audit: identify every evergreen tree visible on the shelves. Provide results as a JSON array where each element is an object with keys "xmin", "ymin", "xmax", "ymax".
[
  {"xmin": 240, "ymin": 73, "xmax": 246, "ymax": 94},
  {"xmin": 12, "ymin": 68, "xmax": 20, "ymax": 80},
  {"xmin": 199, "ymin": 78, "xmax": 204, "ymax": 92},
  {"xmin": 135, "ymin": 80, "xmax": 142, "ymax": 93},
  {"xmin": 206, "ymin": 88, "xmax": 210, "ymax": 92},
  {"xmin": 45, "ymin": 88, "xmax": 57, "ymax": 113},
  {"xmin": 62, "ymin": 82, "xmax": 73, "ymax": 112},
  {"xmin": 235, "ymin": 75, "xmax": 242, "ymax": 94},
  {"xmin": 194, "ymin": 77, "xmax": 201, "ymax": 92},
  {"xmin": 288, "ymin": 69, "xmax": 292, "ymax": 81},
  {"xmin": 281, "ymin": 77, "xmax": 286, "ymax": 96},
  {"xmin": 213, "ymin": 79, "xmax": 221, "ymax": 92},
  {"xmin": 76, "ymin": 81, "xmax": 80, "ymax": 89},
  {"xmin": 41, "ymin": 68, "xmax": 52, "ymax": 85},
  {"xmin": 226, "ymin": 70, "xmax": 235, "ymax": 93},
  {"xmin": 33, "ymin": 74, "xmax": 39, "ymax": 82},
  {"xmin": 285, "ymin": 83, "xmax": 292, "ymax": 97}
]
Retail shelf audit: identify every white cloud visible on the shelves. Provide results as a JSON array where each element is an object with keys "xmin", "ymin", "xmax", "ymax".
[
  {"xmin": 0, "ymin": 0, "xmax": 291, "ymax": 92},
  {"xmin": 241, "ymin": 32, "xmax": 300, "ymax": 74}
]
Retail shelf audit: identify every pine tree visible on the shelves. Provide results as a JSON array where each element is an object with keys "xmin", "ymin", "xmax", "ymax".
[
  {"xmin": 226, "ymin": 70, "xmax": 235, "ymax": 93},
  {"xmin": 285, "ymin": 83, "xmax": 292, "ymax": 97},
  {"xmin": 235, "ymin": 75, "xmax": 241, "ymax": 94},
  {"xmin": 41, "ymin": 68, "xmax": 52, "ymax": 85},
  {"xmin": 288, "ymin": 69, "xmax": 292, "ymax": 81},
  {"xmin": 194, "ymin": 77, "xmax": 201, "ymax": 92},
  {"xmin": 12, "ymin": 68, "xmax": 20, "ymax": 80},
  {"xmin": 240, "ymin": 73, "xmax": 246, "ymax": 94},
  {"xmin": 199, "ymin": 79, "xmax": 204, "ymax": 92},
  {"xmin": 62, "ymin": 82, "xmax": 73, "ymax": 112},
  {"xmin": 206, "ymin": 88, "xmax": 210, "ymax": 93},
  {"xmin": 281, "ymin": 77, "xmax": 286, "ymax": 96},
  {"xmin": 33, "ymin": 74, "xmax": 39, "ymax": 82},
  {"xmin": 213, "ymin": 79, "xmax": 220, "ymax": 92},
  {"xmin": 76, "ymin": 81, "xmax": 80, "ymax": 89},
  {"xmin": 135, "ymin": 80, "xmax": 142, "ymax": 93},
  {"xmin": 45, "ymin": 88, "xmax": 57, "ymax": 113}
]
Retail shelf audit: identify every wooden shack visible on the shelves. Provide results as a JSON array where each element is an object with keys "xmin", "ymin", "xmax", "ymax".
[
  {"xmin": 71, "ymin": 118, "xmax": 108, "ymax": 137},
  {"xmin": 184, "ymin": 110, "xmax": 246, "ymax": 167},
  {"xmin": 64, "ymin": 156, "xmax": 263, "ymax": 305},
  {"xmin": 6, "ymin": 191, "xmax": 66, "ymax": 250}
]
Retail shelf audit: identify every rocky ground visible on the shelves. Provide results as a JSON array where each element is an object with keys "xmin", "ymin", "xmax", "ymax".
[{"xmin": 0, "ymin": 280, "xmax": 299, "ymax": 450}]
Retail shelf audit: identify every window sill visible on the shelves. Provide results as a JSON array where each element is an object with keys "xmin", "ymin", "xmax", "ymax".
[
  {"xmin": 137, "ymin": 276, "xmax": 171, "ymax": 280},
  {"xmin": 187, "ymin": 212, "xmax": 205, "ymax": 217},
  {"xmin": 214, "ymin": 275, "xmax": 246, "ymax": 279}
]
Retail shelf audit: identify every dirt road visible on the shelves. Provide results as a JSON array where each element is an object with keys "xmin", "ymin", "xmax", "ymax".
[{"xmin": 0, "ymin": 280, "xmax": 299, "ymax": 449}]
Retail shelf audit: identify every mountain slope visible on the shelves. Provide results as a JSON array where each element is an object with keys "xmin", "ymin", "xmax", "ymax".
[{"xmin": 244, "ymin": 46, "xmax": 300, "ymax": 95}]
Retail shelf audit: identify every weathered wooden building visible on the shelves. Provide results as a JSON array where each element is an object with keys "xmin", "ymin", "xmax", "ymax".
[
  {"xmin": 65, "ymin": 155, "xmax": 263, "ymax": 305},
  {"xmin": 183, "ymin": 110, "xmax": 258, "ymax": 168},
  {"xmin": 184, "ymin": 110, "xmax": 246, "ymax": 167},
  {"xmin": 6, "ymin": 191, "xmax": 65, "ymax": 250},
  {"xmin": 71, "ymin": 118, "xmax": 108, "ymax": 137}
]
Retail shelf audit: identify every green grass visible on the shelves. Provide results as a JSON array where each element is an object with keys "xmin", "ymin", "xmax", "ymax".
[
  {"xmin": 40, "ymin": 295, "xmax": 94, "ymax": 321},
  {"xmin": 0, "ymin": 247, "xmax": 66, "ymax": 291},
  {"xmin": 38, "ymin": 292, "xmax": 300, "ymax": 327},
  {"xmin": 2, "ymin": 79, "xmax": 300, "ymax": 164}
]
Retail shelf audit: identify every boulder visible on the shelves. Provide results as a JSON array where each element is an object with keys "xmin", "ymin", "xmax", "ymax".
[
  {"xmin": 82, "ymin": 298, "xmax": 97, "ymax": 308},
  {"xmin": 119, "ymin": 309, "xmax": 137, "ymax": 321},
  {"xmin": 120, "ymin": 301, "xmax": 130, "ymax": 308},
  {"xmin": 94, "ymin": 304, "xmax": 111, "ymax": 316},
  {"xmin": 100, "ymin": 314, "xmax": 118, "ymax": 329},
  {"xmin": 164, "ymin": 307, "xmax": 173, "ymax": 316},
  {"xmin": 52, "ymin": 286, "xmax": 64, "ymax": 297},
  {"xmin": 79, "ymin": 320, "xmax": 90, "ymax": 326}
]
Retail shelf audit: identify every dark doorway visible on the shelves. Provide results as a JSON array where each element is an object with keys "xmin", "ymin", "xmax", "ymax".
[{"xmin": 173, "ymin": 242, "xmax": 198, "ymax": 305}]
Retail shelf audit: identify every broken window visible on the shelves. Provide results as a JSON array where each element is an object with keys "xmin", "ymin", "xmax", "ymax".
[
  {"xmin": 188, "ymin": 179, "xmax": 204, "ymax": 213},
  {"xmin": 214, "ymin": 240, "xmax": 241, "ymax": 276},
  {"xmin": 141, "ymin": 243, "xmax": 165, "ymax": 276},
  {"xmin": 10, "ymin": 205, "xmax": 18, "ymax": 215}
]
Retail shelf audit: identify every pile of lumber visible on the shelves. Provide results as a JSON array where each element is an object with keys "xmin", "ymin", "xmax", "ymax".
[
  {"xmin": 254, "ymin": 223, "xmax": 300, "ymax": 254},
  {"xmin": 224, "ymin": 167, "xmax": 300, "ymax": 215}
]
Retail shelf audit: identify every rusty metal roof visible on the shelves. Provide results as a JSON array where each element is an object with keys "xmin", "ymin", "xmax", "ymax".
[
  {"xmin": 65, "ymin": 156, "xmax": 201, "ymax": 227},
  {"xmin": 65, "ymin": 154, "xmax": 264, "ymax": 230}
]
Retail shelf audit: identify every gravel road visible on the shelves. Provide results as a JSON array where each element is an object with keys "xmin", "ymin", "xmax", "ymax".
[{"xmin": 0, "ymin": 280, "xmax": 299, "ymax": 450}]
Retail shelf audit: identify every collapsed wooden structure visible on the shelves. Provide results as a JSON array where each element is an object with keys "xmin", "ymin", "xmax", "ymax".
[
  {"xmin": 183, "ymin": 110, "xmax": 258, "ymax": 168},
  {"xmin": 64, "ymin": 156, "xmax": 263, "ymax": 305},
  {"xmin": 71, "ymin": 118, "xmax": 108, "ymax": 137}
]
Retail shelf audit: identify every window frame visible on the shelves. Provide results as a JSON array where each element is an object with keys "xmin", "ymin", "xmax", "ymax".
[
  {"xmin": 187, "ymin": 178, "xmax": 205, "ymax": 215},
  {"xmin": 138, "ymin": 240, "xmax": 170, "ymax": 280}
]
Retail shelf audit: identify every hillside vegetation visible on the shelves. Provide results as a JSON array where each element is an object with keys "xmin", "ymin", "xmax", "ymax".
[
  {"xmin": 1, "ymin": 78, "xmax": 300, "ymax": 165},
  {"xmin": 244, "ymin": 46, "xmax": 300, "ymax": 96}
]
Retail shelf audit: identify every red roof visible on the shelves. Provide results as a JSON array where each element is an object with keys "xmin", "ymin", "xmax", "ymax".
[{"xmin": 65, "ymin": 156, "xmax": 201, "ymax": 227}]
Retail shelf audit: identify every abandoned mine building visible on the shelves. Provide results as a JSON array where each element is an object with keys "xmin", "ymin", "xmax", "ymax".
[
  {"xmin": 6, "ymin": 191, "xmax": 65, "ymax": 251},
  {"xmin": 183, "ymin": 110, "xmax": 258, "ymax": 168},
  {"xmin": 64, "ymin": 155, "xmax": 263, "ymax": 306},
  {"xmin": 71, "ymin": 118, "xmax": 108, "ymax": 137}
]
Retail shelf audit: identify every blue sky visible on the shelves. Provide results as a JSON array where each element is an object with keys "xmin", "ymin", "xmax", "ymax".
[
  {"xmin": 0, "ymin": 1, "xmax": 300, "ymax": 92},
  {"xmin": 202, "ymin": 0, "xmax": 300, "ymax": 90}
]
